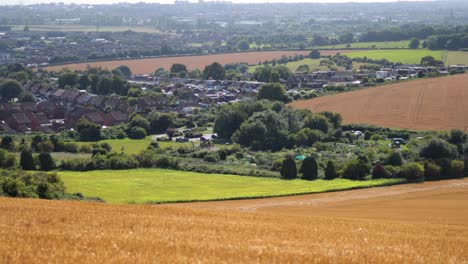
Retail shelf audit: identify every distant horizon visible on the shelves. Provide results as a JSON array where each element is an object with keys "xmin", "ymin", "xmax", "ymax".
[{"xmin": 2, "ymin": 0, "xmax": 435, "ymax": 6}]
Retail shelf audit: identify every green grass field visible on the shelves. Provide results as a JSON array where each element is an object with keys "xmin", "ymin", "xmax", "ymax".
[
  {"xmin": 345, "ymin": 49, "xmax": 444, "ymax": 64},
  {"xmin": 318, "ymin": 40, "xmax": 412, "ymax": 49},
  {"xmin": 59, "ymin": 169, "xmax": 401, "ymax": 204},
  {"xmin": 75, "ymin": 137, "xmax": 193, "ymax": 154},
  {"xmin": 445, "ymin": 51, "xmax": 468, "ymax": 65}
]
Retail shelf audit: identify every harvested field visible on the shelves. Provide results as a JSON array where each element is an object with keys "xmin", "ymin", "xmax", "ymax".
[
  {"xmin": 290, "ymin": 74, "xmax": 468, "ymax": 131},
  {"xmin": 1, "ymin": 179, "xmax": 468, "ymax": 263},
  {"xmin": 44, "ymin": 50, "xmax": 351, "ymax": 74}
]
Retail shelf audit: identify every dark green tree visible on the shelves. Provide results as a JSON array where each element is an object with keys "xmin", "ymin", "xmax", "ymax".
[
  {"xmin": 324, "ymin": 160, "xmax": 338, "ymax": 180},
  {"xmin": 0, "ymin": 80, "xmax": 23, "ymax": 101},
  {"xmin": 280, "ymin": 155, "xmax": 297, "ymax": 179},
  {"xmin": 20, "ymin": 150, "xmax": 35, "ymax": 170},
  {"xmin": 300, "ymin": 156, "xmax": 318, "ymax": 180},
  {"xmin": 203, "ymin": 62, "xmax": 225, "ymax": 80},
  {"xmin": 76, "ymin": 118, "xmax": 101, "ymax": 141},
  {"xmin": 170, "ymin": 64, "xmax": 187, "ymax": 74},
  {"xmin": 257, "ymin": 83, "xmax": 289, "ymax": 103},
  {"xmin": 58, "ymin": 72, "xmax": 78, "ymax": 88},
  {"xmin": 115, "ymin": 65, "xmax": 132, "ymax": 79},
  {"xmin": 38, "ymin": 152, "xmax": 55, "ymax": 171},
  {"xmin": 386, "ymin": 151, "xmax": 403, "ymax": 166},
  {"xmin": 408, "ymin": 38, "xmax": 420, "ymax": 49}
]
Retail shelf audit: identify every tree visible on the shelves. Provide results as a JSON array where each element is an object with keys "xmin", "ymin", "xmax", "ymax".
[
  {"xmin": 18, "ymin": 91, "xmax": 34, "ymax": 102},
  {"xmin": 309, "ymin": 50, "xmax": 321, "ymax": 59},
  {"xmin": 401, "ymin": 162, "xmax": 424, "ymax": 183},
  {"xmin": 0, "ymin": 80, "xmax": 23, "ymax": 101},
  {"xmin": 342, "ymin": 156, "xmax": 371, "ymax": 180},
  {"xmin": 448, "ymin": 129, "xmax": 467, "ymax": 145},
  {"xmin": 420, "ymin": 139, "xmax": 458, "ymax": 160},
  {"xmin": 170, "ymin": 64, "xmax": 187, "ymax": 74},
  {"xmin": 115, "ymin": 65, "xmax": 132, "ymax": 79},
  {"xmin": 450, "ymin": 160, "xmax": 465, "ymax": 178},
  {"xmin": 38, "ymin": 152, "xmax": 55, "ymax": 171},
  {"xmin": 257, "ymin": 83, "xmax": 289, "ymax": 102},
  {"xmin": 20, "ymin": 150, "xmax": 35, "ymax": 170},
  {"xmin": 129, "ymin": 114, "xmax": 150, "ymax": 132},
  {"xmin": 290, "ymin": 128, "xmax": 322, "ymax": 147},
  {"xmin": 127, "ymin": 126, "xmax": 147, "ymax": 139},
  {"xmin": 280, "ymin": 155, "xmax": 297, "ymax": 179},
  {"xmin": 324, "ymin": 160, "xmax": 338, "ymax": 180},
  {"xmin": 58, "ymin": 72, "xmax": 78, "ymax": 88},
  {"xmin": 424, "ymin": 161, "xmax": 441, "ymax": 180},
  {"xmin": 76, "ymin": 118, "xmax": 101, "ymax": 141},
  {"xmin": 213, "ymin": 106, "xmax": 245, "ymax": 139},
  {"xmin": 420, "ymin": 56, "xmax": 443, "ymax": 67},
  {"xmin": 301, "ymin": 156, "xmax": 318, "ymax": 180},
  {"xmin": 304, "ymin": 114, "xmax": 330, "ymax": 133},
  {"xmin": 203, "ymin": 62, "xmax": 225, "ymax": 80},
  {"xmin": 0, "ymin": 136, "xmax": 13, "ymax": 150},
  {"xmin": 408, "ymin": 38, "xmax": 420, "ymax": 49},
  {"xmin": 386, "ymin": 151, "xmax": 403, "ymax": 166},
  {"xmin": 237, "ymin": 40, "xmax": 250, "ymax": 51},
  {"xmin": 372, "ymin": 163, "xmax": 389, "ymax": 179},
  {"xmin": 149, "ymin": 112, "xmax": 176, "ymax": 133}
]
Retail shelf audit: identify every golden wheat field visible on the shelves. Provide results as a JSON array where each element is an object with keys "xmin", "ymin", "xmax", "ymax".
[
  {"xmin": 44, "ymin": 50, "xmax": 351, "ymax": 74},
  {"xmin": 290, "ymin": 74, "xmax": 468, "ymax": 131},
  {"xmin": 1, "ymin": 178, "xmax": 468, "ymax": 263}
]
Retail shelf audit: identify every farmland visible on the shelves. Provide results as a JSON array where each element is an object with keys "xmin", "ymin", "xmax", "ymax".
[
  {"xmin": 345, "ymin": 49, "xmax": 444, "ymax": 64},
  {"xmin": 59, "ymin": 169, "xmax": 399, "ymax": 203},
  {"xmin": 446, "ymin": 51, "xmax": 468, "ymax": 65},
  {"xmin": 290, "ymin": 73, "xmax": 468, "ymax": 131},
  {"xmin": 44, "ymin": 50, "xmax": 351, "ymax": 74},
  {"xmin": 1, "ymin": 178, "xmax": 467, "ymax": 263},
  {"xmin": 318, "ymin": 40, "xmax": 412, "ymax": 49},
  {"xmin": 12, "ymin": 24, "xmax": 165, "ymax": 34}
]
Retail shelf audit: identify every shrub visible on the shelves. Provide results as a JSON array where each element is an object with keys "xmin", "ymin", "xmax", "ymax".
[
  {"xmin": 386, "ymin": 151, "xmax": 403, "ymax": 166},
  {"xmin": 420, "ymin": 138, "xmax": 458, "ymax": 160},
  {"xmin": 20, "ymin": 150, "xmax": 35, "ymax": 170},
  {"xmin": 450, "ymin": 160, "xmax": 465, "ymax": 178},
  {"xmin": 383, "ymin": 165, "xmax": 400, "ymax": 178},
  {"xmin": 372, "ymin": 163, "xmax": 391, "ymax": 179},
  {"xmin": 38, "ymin": 152, "xmax": 55, "ymax": 171},
  {"xmin": 324, "ymin": 160, "xmax": 338, "ymax": 180},
  {"xmin": 280, "ymin": 155, "xmax": 297, "ymax": 179},
  {"xmin": 0, "ymin": 170, "xmax": 66, "ymax": 199},
  {"xmin": 63, "ymin": 142, "xmax": 79, "ymax": 153},
  {"xmin": 127, "ymin": 126, "xmax": 147, "ymax": 139},
  {"xmin": 342, "ymin": 156, "xmax": 371, "ymax": 180},
  {"xmin": 423, "ymin": 161, "xmax": 441, "ymax": 180},
  {"xmin": 0, "ymin": 149, "xmax": 17, "ymax": 168},
  {"xmin": 300, "ymin": 156, "xmax": 318, "ymax": 180},
  {"xmin": 79, "ymin": 144, "xmax": 93, "ymax": 153},
  {"xmin": 400, "ymin": 162, "xmax": 424, "ymax": 183},
  {"xmin": 204, "ymin": 152, "xmax": 220, "ymax": 163}
]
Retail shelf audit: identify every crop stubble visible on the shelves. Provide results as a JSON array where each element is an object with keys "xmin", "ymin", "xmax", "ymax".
[
  {"xmin": 45, "ymin": 50, "xmax": 351, "ymax": 74},
  {"xmin": 290, "ymin": 74, "xmax": 468, "ymax": 131},
  {"xmin": 1, "ymin": 178, "xmax": 468, "ymax": 263}
]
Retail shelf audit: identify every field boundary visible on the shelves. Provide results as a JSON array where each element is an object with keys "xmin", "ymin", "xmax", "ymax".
[{"xmin": 143, "ymin": 179, "xmax": 404, "ymax": 204}]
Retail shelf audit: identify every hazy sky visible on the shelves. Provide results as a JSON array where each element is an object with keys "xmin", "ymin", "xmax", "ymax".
[{"xmin": 3, "ymin": 0, "xmax": 431, "ymax": 5}]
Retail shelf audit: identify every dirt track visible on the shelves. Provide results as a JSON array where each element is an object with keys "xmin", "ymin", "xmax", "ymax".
[
  {"xmin": 290, "ymin": 74, "xmax": 468, "ymax": 131},
  {"xmin": 45, "ymin": 50, "xmax": 351, "ymax": 74}
]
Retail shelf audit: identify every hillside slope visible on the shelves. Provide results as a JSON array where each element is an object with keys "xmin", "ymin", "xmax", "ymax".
[{"xmin": 290, "ymin": 74, "xmax": 468, "ymax": 131}]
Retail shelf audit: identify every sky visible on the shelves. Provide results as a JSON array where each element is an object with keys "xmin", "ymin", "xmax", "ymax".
[{"xmin": 3, "ymin": 0, "xmax": 432, "ymax": 5}]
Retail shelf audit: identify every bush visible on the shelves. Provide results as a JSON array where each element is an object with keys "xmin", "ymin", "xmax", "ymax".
[
  {"xmin": 420, "ymin": 139, "xmax": 458, "ymax": 160},
  {"xmin": 63, "ymin": 142, "xmax": 79, "ymax": 153},
  {"xmin": 386, "ymin": 151, "xmax": 403, "ymax": 166},
  {"xmin": 0, "ymin": 149, "xmax": 17, "ymax": 168},
  {"xmin": 372, "ymin": 163, "xmax": 391, "ymax": 179},
  {"xmin": 383, "ymin": 165, "xmax": 400, "ymax": 178},
  {"xmin": 127, "ymin": 126, "xmax": 147, "ymax": 139},
  {"xmin": 324, "ymin": 160, "xmax": 338, "ymax": 180},
  {"xmin": 38, "ymin": 152, "xmax": 55, "ymax": 171},
  {"xmin": 423, "ymin": 161, "xmax": 441, "ymax": 180},
  {"xmin": 300, "ymin": 156, "xmax": 318, "ymax": 180},
  {"xmin": 20, "ymin": 150, "xmax": 35, "ymax": 170},
  {"xmin": 204, "ymin": 152, "xmax": 220, "ymax": 163},
  {"xmin": 0, "ymin": 170, "xmax": 65, "ymax": 199},
  {"xmin": 280, "ymin": 155, "xmax": 297, "ymax": 179},
  {"xmin": 450, "ymin": 160, "xmax": 465, "ymax": 178},
  {"xmin": 342, "ymin": 156, "xmax": 371, "ymax": 180},
  {"xmin": 401, "ymin": 162, "xmax": 424, "ymax": 183}
]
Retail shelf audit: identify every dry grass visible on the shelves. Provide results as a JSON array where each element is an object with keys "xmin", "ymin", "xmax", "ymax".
[
  {"xmin": 44, "ymin": 50, "xmax": 352, "ymax": 74},
  {"xmin": 1, "ymin": 179, "xmax": 468, "ymax": 263},
  {"xmin": 290, "ymin": 74, "xmax": 468, "ymax": 131}
]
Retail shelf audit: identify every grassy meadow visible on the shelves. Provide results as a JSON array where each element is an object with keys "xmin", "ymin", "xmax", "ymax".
[
  {"xmin": 59, "ymin": 168, "xmax": 401, "ymax": 204},
  {"xmin": 75, "ymin": 137, "xmax": 193, "ymax": 154},
  {"xmin": 318, "ymin": 40, "xmax": 412, "ymax": 49},
  {"xmin": 445, "ymin": 51, "xmax": 468, "ymax": 65},
  {"xmin": 345, "ymin": 49, "xmax": 444, "ymax": 64}
]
